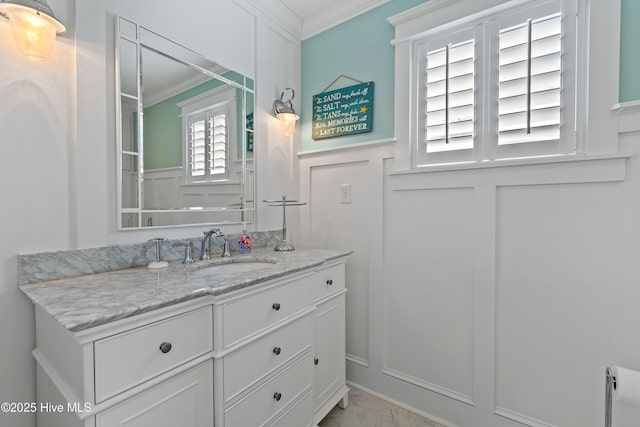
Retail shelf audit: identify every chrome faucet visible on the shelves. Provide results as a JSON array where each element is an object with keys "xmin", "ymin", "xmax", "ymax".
[{"xmin": 201, "ymin": 228, "xmax": 223, "ymax": 260}]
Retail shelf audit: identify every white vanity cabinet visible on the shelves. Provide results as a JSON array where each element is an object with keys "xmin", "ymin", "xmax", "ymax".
[
  {"xmin": 34, "ymin": 304, "xmax": 215, "ymax": 427},
  {"xmin": 312, "ymin": 262, "xmax": 349, "ymax": 424},
  {"xmin": 213, "ymin": 270, "xmax": 316, "ymax": 427},
  {"xmin": 30, "ymin": 257, "xmax": 348, "ymax": 427}
]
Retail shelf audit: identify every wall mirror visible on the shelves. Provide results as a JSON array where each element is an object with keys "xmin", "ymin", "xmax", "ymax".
[{"xmin": 116, "ymin": 16, "xmax": 255, "ymax": 229}]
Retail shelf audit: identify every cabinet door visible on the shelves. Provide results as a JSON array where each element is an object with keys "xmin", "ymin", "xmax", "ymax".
[
  {"xmin": 313, "ymin": 294, "xmax": 345, "ymax": 411},
  {"xmin": 96, "ymin": 361, "xmax": 213, "ymax": 427}
]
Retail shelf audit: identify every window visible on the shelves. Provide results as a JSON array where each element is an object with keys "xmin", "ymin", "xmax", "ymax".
[
  {"xmin": 187, "ymin": 108, "xmax": 228, "ymax": 180},
  {"xmin": 410, "ymin": 0, "xmax": 578, "ymax": 166},
  {"xmin": 179, "ymin": 86, "xmax": 236, "ymax": 183}
]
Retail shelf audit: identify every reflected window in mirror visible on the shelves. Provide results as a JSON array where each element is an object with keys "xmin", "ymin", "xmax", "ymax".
[{"xmin": 178, "ymin": 86, "xmax": 236, "ymax": 183}]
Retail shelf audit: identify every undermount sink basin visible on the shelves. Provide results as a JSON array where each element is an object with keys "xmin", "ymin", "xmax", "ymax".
[{"xmin": 190, "ymin": 259, "xmax": 277, "ymax": 275}]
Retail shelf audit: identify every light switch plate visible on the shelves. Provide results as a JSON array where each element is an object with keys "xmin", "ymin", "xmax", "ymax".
[{"xmin": 340, "ymin": 184, "xmax": 351, "ymax": 204}]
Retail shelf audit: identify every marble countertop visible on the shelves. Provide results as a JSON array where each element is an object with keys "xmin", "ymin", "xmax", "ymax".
[{"xmin": 20, "ymin": 248, "xmax": 351, "ymax": 333}]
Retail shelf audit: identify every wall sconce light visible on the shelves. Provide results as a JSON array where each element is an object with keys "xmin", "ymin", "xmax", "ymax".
[
  {"xmin": 273, "ymin": 88, "xmax": 299, "ymax": 137},
  {"xmin": 0, "ymin": 0, "xmax": 66, "ymax": 61}
]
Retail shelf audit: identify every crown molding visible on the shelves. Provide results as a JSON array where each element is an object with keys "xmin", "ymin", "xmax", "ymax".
[
  {"xmin": 234, "ymin": 0, "xmax": 303, "ymax": 40},
  {"xmin": 301, "ymin": 0, "xmax": 390, "ymax": 40}
]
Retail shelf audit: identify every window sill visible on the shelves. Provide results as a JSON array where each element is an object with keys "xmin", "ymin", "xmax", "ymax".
[{"xmin": 390, "ymin": 152, "xmax": 633, "ymax": 176}]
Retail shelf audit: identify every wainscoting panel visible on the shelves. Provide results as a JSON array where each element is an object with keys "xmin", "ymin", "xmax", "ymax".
[
  {"xmin": 299, "ymin": 141, "xmax": 396, "ymax": 370},
  {"xmin": 383, "ymin": 186, "xmax": 475, "ymax": 404},
  {"xmin": 299, "ymin": 136, "xmax": 638, "ymax": 426},
  {"xmin": 142, "ymin": 168, "xmax": 245, "ymax": 225},
  {"xmin": 308, "ymin": 160, "xmax": 372, "ymax": 364},
  {"xmin": 144, "ymin": 168, "xmax": 182, "ymax": 209},
  {"xmin": 494, "ymin": 182, "xmax": 635, "ymax": 427}
]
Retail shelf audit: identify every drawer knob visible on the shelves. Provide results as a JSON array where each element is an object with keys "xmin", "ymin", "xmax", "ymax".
[
  {"xmin": 326, "ymin": 279, "xmax": 333, "ymax": 286},
  {"xmin": 272, "ymin": 302, "xmax": 281, "ymax": 311},
  {"xmin": 159, "ymin": 342, "xmax": 172, "ymax": 354},
  {"xmin": 273, "ymin": 392, "xmax": 282, "ymax": 402},
  {"xmin": 314, "ymin": 357, "xmax": 319, "ymax": 366},
  {"xmin": 273, "ymin": 346, "xmax": 281, "ymax": 355}
]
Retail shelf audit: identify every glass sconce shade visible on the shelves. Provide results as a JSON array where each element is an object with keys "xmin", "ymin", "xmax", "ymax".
[
  {"xmin": 0, "ymin": 1, "xmax": 65, "ymax": 61},
  {"xmin": 276, "ymin": 111, "xmax": 299, "ymax": 137},
  {"xmin": 273, "ymin": 88, "xmax": 299, "ymax": 137}
]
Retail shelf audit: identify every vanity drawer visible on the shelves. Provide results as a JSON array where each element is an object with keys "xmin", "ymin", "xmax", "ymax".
[
  {"xmin": 94, "ymin": 306, "xmax": 213, "ymax": 403},
  {"xmin": 268, "ymin": 389, "xmax": 313, "ymax": 427},
  {"xmin": 223, "ymin": 313, "xmax": 313, "ymax": 403},
  {"xmin": 224, "ymin": 353, "xmax": 312, "ymax": 427},
  {"xmin": 314, "ymin": 263, "xmax": 345, "ymax": 301},
  {"xmin": 222, "ymin": 275, "xmax": 313, "ymax": 348},
  {"xmin": 96, "ymin": 360, "xmax": 213, "ymax": 427}
]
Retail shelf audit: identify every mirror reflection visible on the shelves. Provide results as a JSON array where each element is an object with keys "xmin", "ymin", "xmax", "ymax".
[{"xmin": 116, "ymin": 17, "xmax": 255, "ymax": 229}]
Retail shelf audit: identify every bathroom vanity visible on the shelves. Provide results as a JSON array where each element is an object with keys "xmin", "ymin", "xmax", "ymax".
[{"xmin": 20, "ymin": 248, "xmax": 350, "ymax": 427}]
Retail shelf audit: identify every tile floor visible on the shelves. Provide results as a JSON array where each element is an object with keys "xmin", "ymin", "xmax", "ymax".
[{"xmin": 319, "ymin": 387, "xmax": 446, "ymax": 427}]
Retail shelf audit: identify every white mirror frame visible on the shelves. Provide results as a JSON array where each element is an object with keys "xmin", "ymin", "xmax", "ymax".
[{"xmin": 115, "ymin": 16, "xmax": 255, "ymax": 230}]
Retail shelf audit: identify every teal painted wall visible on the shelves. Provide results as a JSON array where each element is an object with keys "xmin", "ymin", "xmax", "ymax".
[
  {"xmin": 620, "ymin": 0, "xmax": 640, "ymax": 102},
  {"xmin": 143, "ymin": 95, "xmax": 182, "ymax": 170},
  {"xmin": 143, "ymin": 71, "xmax": 250, "ymax": 170},
  {"xmin": 301, "ymin": 0, "xmax": 425, "ymax": 152},
  {"xmin": 301, "ymin": 0, "xmax": 640, "ymax": 151},
  {"xmin": 144, "ymin": 79, "xmax": 225, "ymax": 170}
]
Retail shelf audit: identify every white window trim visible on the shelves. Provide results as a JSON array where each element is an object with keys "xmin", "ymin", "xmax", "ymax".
[
  {"xmin": 389, "ymin": 0, "xmax": 621, "ymax": 171},
  {"xmin": 178, "ymin": 85, "xmax": 237, "ymax": 184}
]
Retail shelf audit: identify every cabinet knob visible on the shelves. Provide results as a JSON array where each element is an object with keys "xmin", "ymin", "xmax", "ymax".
[
  {"xmin": 273, "ymin": 392, "xmax": 282, "ymax": 402},
  {"xmin": 273, "ymin": 346, "xmax": 281, "ymax": 355},
  {"xmin": 326, "ymin": 279, "xmax": 333, "ymax": 286},
  {"xmin": 314, "ymin": 357, "xmax": 319, "ymax": 366},
  {"xmin": 272, "ymin": 302, "xmax": 281, "ymax": 311},
  {"xmin": 159, "ymin": 342, "xmax": 172, "ymax": 354}
]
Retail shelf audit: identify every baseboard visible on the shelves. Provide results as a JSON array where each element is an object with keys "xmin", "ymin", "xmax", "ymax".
[
  {"xmin": 494, "ymin": 407, "xmax": 557, "ymax": 427},
  {"xmin": 382, "ymin": 367, "xmax": 474, "ymax": 406},
  {"xmin": 345, "ymin": 380, "xmax": 460, "ymax": 427},
  {"xmin": 345, "ymin": 353, "xmax": 369, "ymax": 368}
]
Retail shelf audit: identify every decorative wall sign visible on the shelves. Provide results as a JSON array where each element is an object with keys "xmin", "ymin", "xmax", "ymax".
[
  {"xmin": 312, "ymin": 81, "xmax": 374, "ymax": 140},
  {"xmin": 246, "ymin": 112, "xmax": 254, "ymax": 152}
]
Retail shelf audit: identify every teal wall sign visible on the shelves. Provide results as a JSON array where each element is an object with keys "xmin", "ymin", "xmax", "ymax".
[
  {"xmin": 246, "ymin": 112, "xmax": 254, "ymax": 152},
  {"xmin": 312, "ymin": 82, "xmax": 374, "ymax": 140}
]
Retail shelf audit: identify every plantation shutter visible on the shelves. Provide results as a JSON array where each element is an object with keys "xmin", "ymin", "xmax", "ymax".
[
  {"xmin": 416, "ymin": 25, "xmax": 478, "ymax": 165},
  {"xmin": 210, "ymin": 113, "xmax": 227, "ymax": 176},
  {"xmin": 498, "ymin": 13, "xmax": 562, "ymax": 145},
  {"xmin": 189, "ymin": 113, "xmax": 207, "ymax": 178},
  {"xmin": 410, "ymin": 0, "xmax": 576, "ymax": 167},
  {"xmin": 425, "ymin": 39, "xmax": 475, "ymax": 153}
]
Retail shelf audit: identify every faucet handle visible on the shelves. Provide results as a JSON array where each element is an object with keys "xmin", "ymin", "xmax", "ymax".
[
  {"xmin": 221, "ymin": 237, "xmax": 231, "ymax": 257},
  {"xmin": 172, "ymin": 241, "xmax": 195, "ymax": 264}
]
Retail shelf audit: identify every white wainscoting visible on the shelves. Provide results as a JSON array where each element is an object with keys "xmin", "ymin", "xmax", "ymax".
[
  {"xmin": 299, "ymin": 140, "xmax": 396, "ymax": 369},
  {"xmin": 299, "ymin": 136, "xmax": 640, "ymax": 426},
  {"xmin": 142, "ymin": 167, "xmax": 245, "ymax": 226},
  {"xmin": 383, "ymin": 186, "xmax": 475, "ymax": 405}
]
